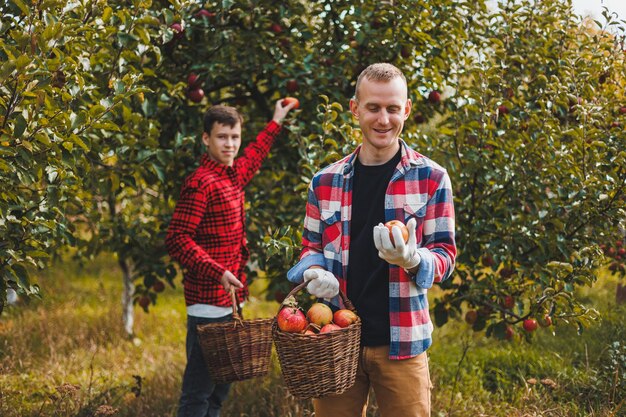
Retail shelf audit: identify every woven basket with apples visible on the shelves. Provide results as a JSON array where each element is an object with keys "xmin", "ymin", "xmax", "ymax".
[{"xmin": 272, "ymin": 280, "xmax": 361, "ymax": 400}]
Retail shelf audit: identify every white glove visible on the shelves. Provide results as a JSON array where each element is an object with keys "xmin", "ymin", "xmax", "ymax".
[
  {"xmin": 303, "ymin": 268, "xmax": 340, "ymax": 299},
  {"xmin": 373, "ymin": 218, "xmax": 421, "ymax": 270}
]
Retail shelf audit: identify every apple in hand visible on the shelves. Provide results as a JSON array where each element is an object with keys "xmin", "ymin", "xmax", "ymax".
[
  {"xmin": 384, "ymin": 220, "xmax": 409, "ymax": 245},
  {"xmin": 281, "ymin": 97, "xmax": 300, "ymax": 109}
]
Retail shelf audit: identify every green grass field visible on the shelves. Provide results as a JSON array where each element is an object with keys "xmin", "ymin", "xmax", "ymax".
[{"xmin": 0, "ymin": 254, "xmax": 624, "ymax": 417}]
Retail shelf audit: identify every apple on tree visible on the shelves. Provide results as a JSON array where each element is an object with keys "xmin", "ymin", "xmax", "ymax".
[
  {"xmin": 286, "ymin": 79, "xmax": 298, "ymax": 93},
  {"xmin": 152, "ymin": 280, "xmax": 165, "ymax": 293},
  {"xmin": 523, "ymin": 318, "xmax": 538, "ymax": 332},
  {"xmin": 465, "ymin": 310, "xmax": 478, "ymax": 325},
  {"xmin": 187, "ymin": 73, "xmax": 202, "ymax": 89},
  {"xmin": 187, "ymin": 88, "xmax": 205, "ymax": 103},
  {"xmin": 428, "ymin": 90, "xmax": 441, "ymax": 104}
]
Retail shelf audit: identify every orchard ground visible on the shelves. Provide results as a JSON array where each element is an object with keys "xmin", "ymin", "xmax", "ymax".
[{"xmin": 0, "ymin": 254, "xmax": 623, "ymax": 417}]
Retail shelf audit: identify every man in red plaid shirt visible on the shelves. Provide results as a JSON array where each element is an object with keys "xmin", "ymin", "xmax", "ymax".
[
  {"xmin": 166, "ymin": 100, "xmax": 297, "ymax": 417},
  {"xmin": 287, "ymin": 63, "xmax": 456, "ymax": 416}
]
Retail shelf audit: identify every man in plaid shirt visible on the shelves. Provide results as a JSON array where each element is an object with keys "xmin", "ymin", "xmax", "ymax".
[
  {"xmin": 287, "ymin": 63, "xmax": 456, "ymax": 416},
  {"xmin": 166, "ymin": 100, "xmax": 296, "ymax": 417}
]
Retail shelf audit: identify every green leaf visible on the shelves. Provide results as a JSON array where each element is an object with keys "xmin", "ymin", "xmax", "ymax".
[{"xmin": 13, "ymin": 114, "xmax": 27, "ymax": 138}]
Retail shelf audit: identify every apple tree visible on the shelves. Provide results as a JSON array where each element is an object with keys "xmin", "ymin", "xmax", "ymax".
[
  {"xmin": 0, "ymin": 1, "xmax": 176, "ymax": 336},
  {"xmin": 406, "ymin": 0, "xmax": 626, "ymax": 338},
  {"xmin": 0, "ymin": 0, "xmax": 155, "ymax": 314}
]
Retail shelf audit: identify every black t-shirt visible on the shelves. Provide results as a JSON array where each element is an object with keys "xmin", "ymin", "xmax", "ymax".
[{"xmin": 347, "ymin": 149, "xmax": 401, "ymax": 346}]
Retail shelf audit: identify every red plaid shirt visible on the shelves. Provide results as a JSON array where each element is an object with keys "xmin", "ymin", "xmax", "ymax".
[{"xmin": 166, "ymin": 121, "xmax": 282, "ymax": 306}]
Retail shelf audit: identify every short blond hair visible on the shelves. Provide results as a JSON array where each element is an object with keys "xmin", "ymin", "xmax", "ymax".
[{"xmin": 355, "ymin": 63, "xmax": 407, "ymax": 101}]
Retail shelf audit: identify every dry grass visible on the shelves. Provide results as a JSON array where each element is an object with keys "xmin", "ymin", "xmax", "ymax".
[{"xmin": 0, "ymin": 255, "xmax": 623, "ymax": 416}]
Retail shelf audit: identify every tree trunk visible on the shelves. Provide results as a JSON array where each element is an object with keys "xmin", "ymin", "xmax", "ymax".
[{"xmin": 119, "ymin": 257, "xmax": 135, "ymax": 337}]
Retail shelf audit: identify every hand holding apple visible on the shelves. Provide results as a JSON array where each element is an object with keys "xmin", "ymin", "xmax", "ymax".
[
  {"xmin": 373, "ymin": 218, "xmax": 421, "ymax": 270},
  {"xmin": 272, "ymin": 97, "xmax": 299, "ymax": 124},
  {"xmin": 384, "ymin": 220, "xmax": 409, "ymax": 245}
]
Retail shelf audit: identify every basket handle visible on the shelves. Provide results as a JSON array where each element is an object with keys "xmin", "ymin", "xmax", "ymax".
[
  {"xmin": 229, "ymin": 287, "xmax": 243, "ymax": 321},
  {"xmin": 278, "ymin": 279, "xmax": 357, "ymax": 314}
]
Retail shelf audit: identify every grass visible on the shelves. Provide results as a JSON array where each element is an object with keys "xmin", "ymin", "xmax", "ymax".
[{"xmin": 0, "ymin": 254, "xmax": 624, "ymax": 416}]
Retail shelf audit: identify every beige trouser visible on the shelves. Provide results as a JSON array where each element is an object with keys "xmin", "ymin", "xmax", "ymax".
[{"xmin": 313, "ymin": 346, "xmax": 432, "ymax": 417}]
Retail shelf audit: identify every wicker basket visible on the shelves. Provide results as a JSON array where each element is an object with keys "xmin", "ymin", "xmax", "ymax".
[
  {"xmin": 272, "ymin": 281, "xmax": 361, "ymax": 399},
  {"xmin": 197, "ymin": 289, "xmax": 273, "ymax": 384}
]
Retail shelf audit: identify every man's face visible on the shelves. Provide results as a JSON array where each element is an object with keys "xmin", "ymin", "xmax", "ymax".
[
  {"xmin": 349, "ymin": 77, "xmax": 411, "ymax": 152},
  {"xmin": 202, "ymin": 122, "xmax": 242, "ymax": 166}
]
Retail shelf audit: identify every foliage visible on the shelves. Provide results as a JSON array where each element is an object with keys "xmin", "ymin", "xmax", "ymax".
[
  {"xmin": 0, "ymin": 0, "xmax": 172, "ymax": 323},
  {"xmin": 417, "ymin": 0, "xmax": 626, "ymax": 336},
  {"xmin": 2, "ymin": 0, "xmax": 626, "ymax": 341}
]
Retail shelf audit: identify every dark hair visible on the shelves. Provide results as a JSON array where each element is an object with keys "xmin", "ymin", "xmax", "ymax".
[
  {"xmin": 354, "ymin": 63, "xmax": 407, "ymax": 101},
  {"xmin": 203, "ymin": 105, "xmax": 244, "ymax": 134}
]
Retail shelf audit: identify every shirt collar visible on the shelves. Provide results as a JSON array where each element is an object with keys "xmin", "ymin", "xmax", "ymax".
[
  {"xmin": 343, "ymin": 139, "xmax": 423, "ymax": 175},
  {"xmin": 200, "ymin": 153, "xmax": 232, "ymax": 175}
]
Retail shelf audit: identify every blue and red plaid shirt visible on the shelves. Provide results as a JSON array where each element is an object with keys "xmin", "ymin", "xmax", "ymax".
[
  {"xmin": 166, "ymin": 121, "xmax": 282, "ymax": 307},
  {"xmin": 288, "ymin": 139, "xmax": 456, "ymax": 359}
]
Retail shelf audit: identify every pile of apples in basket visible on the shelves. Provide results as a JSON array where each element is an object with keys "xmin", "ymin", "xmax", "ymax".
[{"xmin": 276, "ymin": 297, "xmax": 358, "ymax": 335}]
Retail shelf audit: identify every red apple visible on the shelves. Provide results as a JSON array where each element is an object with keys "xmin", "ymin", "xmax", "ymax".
[
  {"xmin": 619, "ymin": 106, "xmax": 626, "ymax": 114},
  {"xmin": 333, "ymin": 309, "xmax": 357, "ymax": 328},
  {"xmin": 538, "ymin": 314, "xmax": 552, "ymax": 327},
  {"xmin": 481, "ymin": 255, "xmax": 495, "ymax": 267},
  {"xmin": 384, "ymin": 220, "xmax": 409, "ymax": 245},
  {"xmin": 187, "ymin": 88, "xmax": 205, "ymax": 103},
  {"xmin": 523, "ymin": 318, "xmax": 538, "ymax": 332},
  {"xmin": 414, "ymin": 113, "xmax": 426, "ymax": 124},
  {"xmin": 465, "ymin": 310, "xmax": 478, "ymax": 325},
  {"xmin": 504, "ymin": 325, "xmax": 514, "ymax": 340},
  {"xmin": 277, "ymin": 307, "xmax": 308, "ymax": 333},
  {"xmin": 281, "ymin": 97, "xmax": 300, "ymax": 109},
  {"xmin": 286, "ymin": 79, "xmax": 298, "ymax": 93},
  {"xmin": 502, "ymin": 295, "xmax": 515, "ymax": 309},
  {"xmin": 195, "ymin": 10, "xmax": 216, "ymax": 19},
  {"xmin": 498, "ymin": 105, "xmax": 510, "ymax": 115},
  {"xmin": 320, "ymin": 323, "xmax": 342, "ymax": 333},
  {"xmin": 270, "ymin": 23, "xmax": 282, "ymax": 34},
  {"xmin": 170, "ymin": 23, "xmax": 184, "ymax": 40},
  {"xmin": 152, "ymin": 280, "xmax": 165, "ymax": 293},
  {"xmin": 187, "ymin": 73, "xmax": 201, "ymax": 88},
  {"xmin": 499, "ymin": 267, "xmax": 516, "ymax": 278},
  {"xmin": 428, "ymin": 90, "xmax": 441, "ymax": 104},
  {"xmin": 306, "ymin": 303, "xmax": 333, "ymax": 327},
  {"xmin": 138, "ymin": 295, "xmax": 150, "ymax": 309}
]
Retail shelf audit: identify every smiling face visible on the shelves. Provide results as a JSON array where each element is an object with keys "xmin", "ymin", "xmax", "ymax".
[
  {"xmin": 350, "ymin": 76, "xmax": 411, "ymax": 164},
  {"xmin": 202, "ymin": 122, "xmax": 242, "ymax": 166}
]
